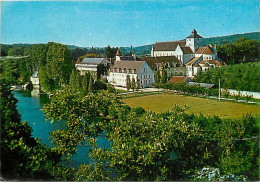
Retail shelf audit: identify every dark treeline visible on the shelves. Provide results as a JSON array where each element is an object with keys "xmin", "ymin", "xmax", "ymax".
[{"xmin": 194, "ymin": 63, "xmax": 260, "ymax": 92}]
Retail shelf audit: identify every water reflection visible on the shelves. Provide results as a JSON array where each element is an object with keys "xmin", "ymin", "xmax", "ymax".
[{"xmin": 13, "ymin": 88, "xmax": 110, "ymax": 167}]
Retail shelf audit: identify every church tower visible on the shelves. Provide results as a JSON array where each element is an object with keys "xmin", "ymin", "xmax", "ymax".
[
  {"xmin": 116, "ymin": 48, "xmax": 121, "ymax": 61},
  {"xmin": 185, "ymin": 29, "xmax": 203, "ymax": 53}
]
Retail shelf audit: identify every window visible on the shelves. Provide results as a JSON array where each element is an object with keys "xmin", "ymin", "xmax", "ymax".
[{"xmin": 144, "ymin": 68, "xmax": 147, "ymax": 73}]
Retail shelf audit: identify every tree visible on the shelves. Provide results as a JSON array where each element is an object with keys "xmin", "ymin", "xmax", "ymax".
[
  {"xmin": 126, "ymin": 75, "xmax": 131, "ymax": 91},
  {"xmin": 161, "ymin": 69, "xmax": 168, "ymax": 83},
  {"xmin": 41, "ymin": 86, "xmax": 259, "ymax": 181},
  {"xmin": 7, "ymin": 46, "xmax": 25, "ymax": 56},
  {"xmin": 131, "ymin": 77, "xmax": 136, "ymax": 92},
  {"xmin": 105, "ymin": 45, "xmax": 117, "ymax": 58},
  {"xmin": 155, "ymin": 69, "xmax": 161, "ymax": 84},
  {"xmin": 88, "ymin": 76, "xmax": 93, "ymax": 92},
  {"xmin": 40, "ymin": 42, "xmax": 74, "ymax": 92},
  {"xmin": 0, "ymin": 77, "xmax": 63, "ymax": 180}
]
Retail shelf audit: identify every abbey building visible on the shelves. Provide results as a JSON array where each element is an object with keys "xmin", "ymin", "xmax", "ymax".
[{"xmin": 151, "ymin": 29, "xmax": 224, "ymax": 77}]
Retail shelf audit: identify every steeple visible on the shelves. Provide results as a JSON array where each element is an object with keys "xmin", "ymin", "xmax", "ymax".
[
  {"xmin": 116, "ymin": 48, "xmax": 121, "ymax": 61},
  {"xmin": 116, "ymin": 48, "xmax": 121, "ymax": 56}
]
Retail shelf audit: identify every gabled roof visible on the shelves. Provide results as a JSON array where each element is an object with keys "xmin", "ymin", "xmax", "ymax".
[
  {"xmin": 79, "ymin": 58, "xmax": 109, "ymax": 65},
  {"xmin": 203, "ymin": 47, "xmax": 215, "ymax": 54},
  {"xmin": 194, "ymin": 63, "xmax": 201, "ymax": 67},
  {"xmin": 154, "ymin": 41, "xmax": 186, "ymax": 51},
  {"xmin": 181, "ymin": 46, "xmax": 194, "ymax": 54},
  {"xmin": 111, "ymin": 61, "xmax": 145, "ymax": 74},
  {"xmin": 195, "ymin": 46, "xmax": 215, "ymax": 55},
  {"xmin": 186, "ymin": 29, "xmax": 203, "ymax": 39},
  {"xmin": 168, "ymin": 76, "xmax": 190, "ymax": 84},
  {"xmin": 203, "ymin": 62, "xmax": 210, "ymax": 67},
  {"xmin": 195, "ymin": 47, "xmax": 206, "ymax": 54},
  {"xmin": 186, "ymin": 57, "xmax": 200, "ymax": 66},
  {"xmin": 141, "ymin": 56, "xmax": 181, "ymax": 70}
]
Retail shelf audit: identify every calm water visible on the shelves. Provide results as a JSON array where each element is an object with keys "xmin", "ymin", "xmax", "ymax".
[{"xmin": 13, "ymin": 89, "xmax": 110, "ymax": 167}]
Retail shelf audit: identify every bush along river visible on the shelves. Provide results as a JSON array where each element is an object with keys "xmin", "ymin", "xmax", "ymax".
[{"xmin": 13, "ymin": 88, "xmax": 110, "ymax": 167}]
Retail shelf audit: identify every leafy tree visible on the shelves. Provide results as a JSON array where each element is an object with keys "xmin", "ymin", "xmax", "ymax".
[
  {"xmin": 155, "ymin": 69, "xmax": 161, "ymax": 84},
  {"xmin": 7, "ymin": 46, "xmax": 25, "ymax": 56},
  {"xmin": 88, "ymin": 76, "xmax": 93, "ymax": 92},
  {"xmin": 0, "ymin": 77, "xmax": 63, "ymax": 180},
  {"xmin": 131, "ymin": 77, "xmax": 136, "ymax": 92},
  {"xmin": 161, "ymin": 69, "xmax": 168, "ymax": 83},
  {"xmin": 105, "ymin": 45, "xmax": 117, "ymax": 58},
  {"xmin": 41, "ymin": 86, "xmax": 259, "ymax": 181},
  {"xmin": 70, "ymin": 48, "xmax": 89, "ymax": 61}
]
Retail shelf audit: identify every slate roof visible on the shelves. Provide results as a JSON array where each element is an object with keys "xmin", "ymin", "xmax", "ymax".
[
  {"xmin": 168, "ymin": 76, "xmax": 190, "ymax": 84},
  {"xmin": 186, "ymin": 29, "xmax": 203, "ymax": 38},
  {"xmin": 79, "ymin": 58, "xmax": 109, "ymax": 65},
  {"xmin": 110, "ymin": 61, "xmax": 145, "ymax": 74},
  {"xmin": 141, "ymin": 56, "xmax": 181, "ymax": 70},
  {"xmin": 154, "ymin": 41, "xmax": 186, "ymax": 51},
  {"xmin": 181, "ymin": 46, "xmax": 194, "ymax": 54},
  {"xmin": 188, "ymin": 82, "xmax": 215, "ymax": 88}
]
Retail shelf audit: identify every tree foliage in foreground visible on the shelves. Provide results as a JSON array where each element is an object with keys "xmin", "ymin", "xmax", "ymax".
[
  {"xmin": 0, "ymin": 77, "xmax": 66, "ymax": 180},
  {"xmin": 194, "ymin": 62, "xmax": 260, "ymax": 92},
  {"xmin": 42, "ymin": 86, "xmax": 259, "ymax": 181}
]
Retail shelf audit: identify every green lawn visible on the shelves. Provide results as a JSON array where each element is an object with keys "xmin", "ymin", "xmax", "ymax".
[{"xmin": 123, "ymin": 93, "xmax": 260, "ymax": 118}]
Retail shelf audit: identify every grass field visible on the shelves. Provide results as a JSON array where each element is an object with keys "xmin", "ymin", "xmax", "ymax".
[{"xmin": 123, "ymin": 93, "xmax": 260, "ymax": 118}]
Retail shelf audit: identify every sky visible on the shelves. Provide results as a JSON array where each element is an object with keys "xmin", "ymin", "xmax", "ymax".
[{"xmin": 1, "ymin": 0, "xmax": 259, "ymax": 47}]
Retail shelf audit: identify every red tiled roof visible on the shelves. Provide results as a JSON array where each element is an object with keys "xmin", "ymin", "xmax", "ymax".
[
  {"xmin": 204, "ymin": 47, "xmax": 215, "ymax": 54},
  {"xmin": 168, "ymin": 76, "xmax": 190, "ymax": 84},
  {"xmin": 195, "ymin": 47, "xmax": 206, "ymax": 54},
  {"xmin": 194, "ymin": 63, "xmax": 201, "ymax": 67},
  {"xmin": 216, "ymin": 61, "xmax": 222, "ymax": 66},
  {"xmin": 154, "ymin": 41, "xmax": 186, "ymax": 51}
]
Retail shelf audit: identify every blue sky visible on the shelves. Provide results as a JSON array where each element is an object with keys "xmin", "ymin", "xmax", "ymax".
[{"xmin": 1, "ymin": 0, "xmax": 259, "ymax": 47}]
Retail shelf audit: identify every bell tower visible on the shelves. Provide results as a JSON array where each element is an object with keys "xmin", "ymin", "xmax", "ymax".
[{"xmin": 185, "ymin": 29, "xmax": 203, "ymax": 53}]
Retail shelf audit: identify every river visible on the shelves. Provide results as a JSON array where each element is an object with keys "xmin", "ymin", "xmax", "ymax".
[{"xmin": 13, "ymin": 89, "xmax": 110, "ymax": 167}]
